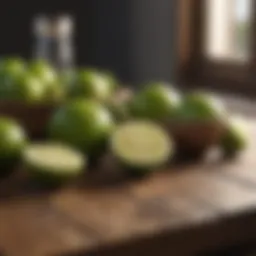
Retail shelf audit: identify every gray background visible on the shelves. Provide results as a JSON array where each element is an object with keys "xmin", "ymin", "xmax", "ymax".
[{"xmin": 0, "ymin": 0, "xmax": 178, "ymax": 85}]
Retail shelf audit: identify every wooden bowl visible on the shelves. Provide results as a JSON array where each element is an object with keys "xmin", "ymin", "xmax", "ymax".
[
  {"xmin": 0, "ymin": 101, "xmax": 57, "ymax": 138},
  {"xmin": 167, "ymin": 121, "xmax": 225, "ymax": 159}
]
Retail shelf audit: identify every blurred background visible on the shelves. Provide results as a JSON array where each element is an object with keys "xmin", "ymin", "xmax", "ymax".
[
  {"xmin": 178, "ymin": 0, "xmax": 256, "ymax": 98},
  {"xmin": 0, "ymin": 0, "xmax": 177, "ymax": 85},
  {"xmin": 205, "ymin": 0, "xmax": 251, "ymax": 61},
  {"xmin": 2, "ymin": 0, "xmax": 254, "ymax": 97},
  {"xmin": 1, "ymin": 0, "xmax": 254, "ymax": 92}
]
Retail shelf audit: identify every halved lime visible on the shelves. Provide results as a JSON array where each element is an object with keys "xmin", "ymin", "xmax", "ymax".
[
  {"xmin": 111, "ymin": 121, "xmax": 172, "ymax": 175},
  {"xmin": 23, "ymin": 143, "xmax": 86, "ymax": 184}
]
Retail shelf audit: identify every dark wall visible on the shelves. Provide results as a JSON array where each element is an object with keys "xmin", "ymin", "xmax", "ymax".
[
  {"xmin": 130, "ymin": 0, "xmax": 178, "ymax": 85},
  {"xmin": 0, "ymin": 2, "xmax": 94, "ymax": 63},
  {"xmin": 86, "ymin": 0, "xmax": 133, "ymax": 83},
  {"xmin": 89, "ymin": 0, "xmax": 178, "ymax": 85},
  {"xmin": 0, "ymin": 4, "xmax": 31, "ymax": 57},
  {"xmin": 0, "ymin": 1, "xmax": 177, "ymax": 85}
]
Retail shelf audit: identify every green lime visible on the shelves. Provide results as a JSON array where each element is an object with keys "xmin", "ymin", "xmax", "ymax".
[
  {"xmin": 29, "ymin": 60, "xmax": 58, "ymax": 85},
  {"xmin": 130, "ymin": 83, "xmax": 180, "ymax": 121},
  {"xmin": 0, "ymin": 117, "xmax": 27, "ymax": 177},
  {"xmin": 0, "ymin": 58, "xmax": 26, "ymax": 100},
  {"xmin": 70, "ymin": 69, "xmax": 114, "ymax": 102},
  {"xmin": 1, "ymin": 58, "xmax": 26, "ymax": 75},
  {"xmin": 9, "ymin": 73, "xmax": 45, "ymax": 103},
  {"xmin": 175, "ymin": 92, "xmax": 226, "ymax": 122},
  {"xmin": 49, "ymin": 99, "xmax": 114, "ymax": 156},
  {"xmin": 111, "ymin": 120, "xmax": 172, "ymax": 176},
  {"xmin": 23, "ymin": 143, "xmax": 86, "ymax": 185},
  {"xmin": 43, "ymin": 80, "xmax": 66, "ymax": 104},
  {"xmin": 29, "ymin": 60, "xmax": 65, "ymax": 103},
  {"xmin": 220, "ymin": 116, "xmax": 248, "ymax": 157}
]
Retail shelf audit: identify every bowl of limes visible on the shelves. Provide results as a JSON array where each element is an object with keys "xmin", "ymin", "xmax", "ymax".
[
  {"xmin": 0, "ymin": 59, "xmax": 120, "ymax": 138},
  {"xmin": 0, "ymin": 58, "xmax": 65, "ymax": 137},
  {"xmin": 167, "ymin": 92, "xmax": 227, "ymax": 158}
]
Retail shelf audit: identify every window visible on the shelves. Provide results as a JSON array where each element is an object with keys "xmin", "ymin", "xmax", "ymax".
[
  {"xmin": 205, "ymin": 0, "xmax": 252, "ymax": 62},
  {"xmin": 178, "ymin": 0, "xmax": 256, "ymax": 96}
]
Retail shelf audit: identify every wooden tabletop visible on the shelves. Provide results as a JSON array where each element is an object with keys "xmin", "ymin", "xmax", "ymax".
[{"xmin": 1, "ymin": 118, "xmax": 256, "ymax": 256}]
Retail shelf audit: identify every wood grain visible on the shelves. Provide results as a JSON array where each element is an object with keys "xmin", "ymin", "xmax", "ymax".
[
  {"xmin": 0, "ymin": 199, "xmax": 95, "ymax": 256},
  {"xmin": 1, "ymin": 118, "xmax": 256, "ymax": 255}
]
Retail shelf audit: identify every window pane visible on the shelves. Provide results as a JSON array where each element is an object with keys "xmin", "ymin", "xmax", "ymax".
[{"xmin": 205, "ymin": 0, "xmax": 252, "ymax": 62}]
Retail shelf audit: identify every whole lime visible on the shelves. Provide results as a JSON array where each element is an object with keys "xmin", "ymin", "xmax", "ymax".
[
  {"xmin": 42, "ymin": 80, "xmax": 66, "ymax": 103},
  {"xmin": 0, "ymin": 117, "xmax": 27, "ymax": 177},
  {"xmin": 9, "ymin": 73, "xmax": 45, "ymax": 103},
  {"xmin": 175, "ymin": 92, "xmax": 226, "ymax": 122},
  {"xmin": 0, "ymin": 58, "xmax": 26, "ymax": 99},
  {"xmin": 220, "ymin": 116, "xmax": 248, "ymax": 157},
  {"xmin": 49, "ymin": 99, "xmax": 114, "ymax": 156},
  {"xmin": 130, "ymin": 83, "xmax": 180, "ymax": 121},
  {"xmin": 29, "ymin": 60, "xmax": 58, "ymax": 85},
  {"xmin": 29, "ymin": 60, "xmax": 62, "ymax": 101},
  {"xmin": 1, "ymin": 58, "xmax": 25, "ymax": 75},
  {"xmin": 70, "ymin": 69, "xmax": 113, "ymax": 102}
]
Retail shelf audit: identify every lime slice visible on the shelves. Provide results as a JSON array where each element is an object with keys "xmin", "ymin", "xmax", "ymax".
[
  {"xmin": 111, "ymin": 121, "xmax": 172, "ymax": 174},
  {"xmin": 23, "ymin": 143, "xmax": 86, "ymax": 184}
]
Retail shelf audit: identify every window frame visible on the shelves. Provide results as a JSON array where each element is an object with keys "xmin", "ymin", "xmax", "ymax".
[{"xmin": 177, "ymin": 0, "xmax": 256, "ymax": 97}]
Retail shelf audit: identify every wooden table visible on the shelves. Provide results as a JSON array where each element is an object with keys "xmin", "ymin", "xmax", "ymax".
[{"xmin": 1, "ymin": 119, "xmax": 256, "ymax": 256}]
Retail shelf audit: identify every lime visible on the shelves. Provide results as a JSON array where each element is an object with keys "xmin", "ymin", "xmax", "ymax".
[
  {"xmin": 49, "ymin": 99, "xmax": 114, "ymax": 156},
  {"xmin": 23, "ymin": 143, "xmax": 86, "ymax": 185},
  {"xmin": 111, "ymin": 120, "xmax": 172, "ymax": 176},
  {"xmin": 29, "ymin": 60, "xmax": 58, "ymax": 85},
  {"xmin": 220, "ymin": 116, "xmax": 248, "ymax": 157},
  {"xmin": 0, "ymin": 58, "xmax": 26, "ymax": 99},
  {"xmin": 9, "ymin": 73, "xmax": 45, "ymax": 103},
  {"xmin": 1, "ymin": 57, "xmax": 25, "ymax": 75},
  {"xmin": 0, "ymin": 117, "xmax": 27, "ymax": 177},
  {"xmin": 130, "ymin": 83, "xmax": 180, "ymax": 121},
  {"xmin": 175, "ymin": 92, "xmax": 226, "ymax": 122},
  {"xmin": 43, "ymin": 80, "xmax": 66, "ymax": 103},
  {"xmin": 70, "ymin": 69, "xmax": 113, "ymax": 102},
  {"xmin": 29, "ymin": 60, "xmax": 65, "ymax": 103}
]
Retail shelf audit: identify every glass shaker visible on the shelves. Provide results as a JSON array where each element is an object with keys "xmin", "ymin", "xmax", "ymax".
[{"xmin": 33, "ymin": 14, "xmax": 75, "ymax": 71}]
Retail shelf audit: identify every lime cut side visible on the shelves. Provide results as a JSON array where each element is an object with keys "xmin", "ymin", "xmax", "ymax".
[
  {"xmin": 111, "ymin": 121, "xmax": 172, "ymax": 169},
  {"xmin": 23, "ymin": 143, "xmax": 86, "ymax": 181}
]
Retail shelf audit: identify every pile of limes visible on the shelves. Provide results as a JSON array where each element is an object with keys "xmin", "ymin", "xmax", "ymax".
[{"xmin": 0, "ymin": 57, "xmax": 248, "ymax": 184}]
